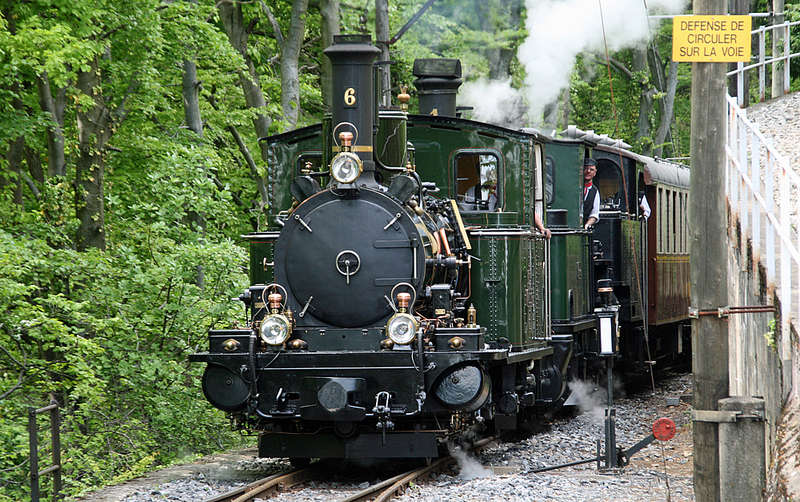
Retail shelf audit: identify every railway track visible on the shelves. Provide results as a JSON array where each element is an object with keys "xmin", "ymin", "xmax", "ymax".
[
  {"xmin": 204, "ymin": 467, "xmax": 317, "ymax": 502},
  {"xmin": 205, "ymin": 437, "xmax": 496, "ymax": 502}
]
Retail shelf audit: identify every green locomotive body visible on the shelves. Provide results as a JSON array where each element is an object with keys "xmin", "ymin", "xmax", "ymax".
[{"xmin": 191, "ymin": 36, "xmax": 690, "ymax": 462}]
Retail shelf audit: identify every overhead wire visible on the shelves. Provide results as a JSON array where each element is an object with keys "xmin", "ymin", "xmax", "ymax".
[
  {"xmin": 599, "ymin": 2, "xmax": 674, "ymax": 500},
  {"xmin": 597, "ymin": 0, "xmax": 657, "ymax": 395}
]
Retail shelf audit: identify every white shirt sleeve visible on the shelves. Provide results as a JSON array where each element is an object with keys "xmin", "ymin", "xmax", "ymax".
[
  {"xmin": 589, "ymin": 191, "xmax": 600, "ymax": 220},
  {"xmin": 640, "ymin": 195, "xmax": 651, "ymax": 219}
]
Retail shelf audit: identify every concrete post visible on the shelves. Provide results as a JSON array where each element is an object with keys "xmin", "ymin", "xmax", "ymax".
[{"xmin": 718, "ymin": 397, "xmax": 766, "ymax": 502}]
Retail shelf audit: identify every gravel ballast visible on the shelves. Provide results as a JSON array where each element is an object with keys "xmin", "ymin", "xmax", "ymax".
[{"xmin": 78, "ymin": 373, "xmax": 693, "ymax": 502}]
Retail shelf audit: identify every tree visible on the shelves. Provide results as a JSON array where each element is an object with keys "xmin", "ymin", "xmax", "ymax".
[
  {"xmin": 280, "ymin": 0, "xmax": 310, "ymax": 128},
  {"xmin": 318, "ymin": 0, "xmax": 340, "ymax": 110},
  {"xmin": 36, "ymin": 71, "xmax": 66, "ymax": 178},
  {"xmin": 475, "ymin": 0, "xmax": 522, "ymax": 80},
  {"xmin": 218, "ymin": 0, "xmax": 273, "ymax": 147}
]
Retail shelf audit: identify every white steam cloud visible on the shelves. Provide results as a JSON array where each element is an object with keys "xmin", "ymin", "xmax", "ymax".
[
  {"xmin": 459, "ymin": 0, "xmax": 687, "ymax": 127},
  {"xmin": 567, "ymin": 379, "xmax": 627, "ymax": 424},
  {"xmin": 567, "ymin": 380, "xmax": 605, "ymax": 423},
  {"xmin": 448, "ymin": 443, "xmax": 492, "ymax": 480},
  {"xmin": 459, "ymin": 78, "xmax": 526, "ymax": 127}
]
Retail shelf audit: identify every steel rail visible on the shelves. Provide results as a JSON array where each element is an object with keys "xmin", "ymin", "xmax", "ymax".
[
  {"xmin": 204, "ymin": 466, "xmax": 314, "ymax": 502},
  {"xmin": 338, "ymin": 437, "xmax": 496, "ymax": 502}
]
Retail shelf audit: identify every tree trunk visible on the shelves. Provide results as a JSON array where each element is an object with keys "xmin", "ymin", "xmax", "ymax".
[
  {"xmin": 654, "ymin": 61, "xmax": 679, "ymax": 158},
  {"xmin": 3, "ymin": 8, "xmax": 28, "ymax": 204},
  {"xmin": 634, "ymin": 48, "xmax": 654, "ymax": 155},
  {"xmin": 647, "ymin": 45, "xmax": 677, "ymax": 156},
  {"xmin": 319, "ymin": 0, "xmax": 340, "ymax": 111},
  {"xmin": 280, "ymin": 0, "xmax": 309, "ymax": 130},
  {"xmin": 182, "ymin": 56, "xmax": 206, "ymax": 287},
  {"xmin": 75, "ymin": 57, "xmax": 110, "ymax": 251},
  {"xmin": 182, "ymin": 59, "xmax": 203, "ymax": 135},
  {"xmin": 375, "ymin": 0, "xmax": 391, "ymax": 106},
  {"xmin": 36, "ymin": 72, "xmax": 66, "ymax": 177},
  {"xmin": 5, "ymin": 136, "xmax": 24, "ymax": 205},
  {"xmin": 218, "ymin": 1, "xmax": 272, "ymax": 153},
  {"xmin": 558, "ymin": 87, "xmax": 570, "ymax": 131},
  {"xmin": 218, "ymin": 0, "xmax": 273, "ymax": 217},
  {"xmin": 26, "ymin": 145, "xmax": 44, "ymax": 185},
  {"xmin": 228, "ymin": 125, "xmax": 269, "ymax": 211},
  {"xmin": 488, "ymin": 0, "xmax": 521, "ymax": 79}
]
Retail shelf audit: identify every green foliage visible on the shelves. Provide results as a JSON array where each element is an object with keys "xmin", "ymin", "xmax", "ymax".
[
  {"xmin": 785, "ymin": 4, "xmax": 800, "ymax": 90},
  {"xmin": 0, "ymin": 1, "xmax": 258, "ymax": 498},
  {"xmin": 764, "ymin": 318, "xmax": 777, "ymax": 351},
  {"xmin": 3, "ymin": 0, "xmax": 800, "ymax": 499},
  {"xmin": 0, "ymin": 203, "xmax": 250, "ymax": 500},
  {"xmin": 569, "ymin": 19, "xmax": 692, "ymax": 158}
]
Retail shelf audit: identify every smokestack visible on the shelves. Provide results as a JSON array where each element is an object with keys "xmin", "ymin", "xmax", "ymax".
[
  {"xmin": 324, "ymin": 35, "xmax": 381, "ymax": 184},
  {"xmin": 412, "ymin": 58, "xmax": 463, "ymax": 117}
]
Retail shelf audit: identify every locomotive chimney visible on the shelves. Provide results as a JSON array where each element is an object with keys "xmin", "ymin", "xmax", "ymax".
[
  {"xmin": 324, "ymin": 35, "xmax": 381, "ymax": 186},
  {"xmin": 412, "ymin": 58, "xmax": 463, "ymax": 117}
]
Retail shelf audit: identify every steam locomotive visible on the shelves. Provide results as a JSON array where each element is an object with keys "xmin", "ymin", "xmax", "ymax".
[{"xmin": 190, "ymin": 35, "xmax": 690, "ymax": 462}]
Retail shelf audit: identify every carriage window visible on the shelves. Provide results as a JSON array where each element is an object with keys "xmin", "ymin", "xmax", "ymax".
[
  {"xmin": 672, "ymin": 191, "xmax": 677, "ymax": 253},
  {"xmin": 679, "ymin": 192, "xmax": 683, "ymax": 253},
  {"xmin": 666, "ymin": 188, "xmax": 672, "ymax": 254},
  {"xmin": 658, "ymin": 187, "xmax": 665, "ymax": 253},
  {"xmin": 681, "ymin": 191, "xmax": 688, "ymax": 253},
  {"xmin": 684, "ymin": 192, "xmax": 689, "ymax": 252},
  {"xmin": 455, "ymin": 152, "xmax": 501, "ymax": 212}
]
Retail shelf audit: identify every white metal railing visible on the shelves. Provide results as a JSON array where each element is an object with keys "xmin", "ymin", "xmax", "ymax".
[
  {"xmin": 727, "ymin": 20, "xmax": 800, "ymax": 106},
  {"xmin": 726, "ymin": 95, "xmax": 800, "ymax": 359}
]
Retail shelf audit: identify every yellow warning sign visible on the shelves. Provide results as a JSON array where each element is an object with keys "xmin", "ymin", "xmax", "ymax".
[{"xmin": 672, "ymin": 15, "xmax": 752, "ymax": 62}]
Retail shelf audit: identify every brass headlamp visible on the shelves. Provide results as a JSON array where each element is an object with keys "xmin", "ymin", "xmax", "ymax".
[
  {"xmin": 259, "ymin": 292, "xmax": 292, "ymax": 346},
  {"xmin": 386, "ymin": 292, "xmax": 418, "ymax": 345}
]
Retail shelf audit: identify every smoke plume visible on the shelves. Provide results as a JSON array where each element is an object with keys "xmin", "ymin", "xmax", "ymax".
[{"xmin": 459, "ymin": 0, "xmax": 687, "ymax": 127}]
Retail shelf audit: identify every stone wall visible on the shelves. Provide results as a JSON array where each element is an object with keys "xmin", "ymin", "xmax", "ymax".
[{"xmin": 728, "ymin": 219, "xmax": 799, "ymax": 500}]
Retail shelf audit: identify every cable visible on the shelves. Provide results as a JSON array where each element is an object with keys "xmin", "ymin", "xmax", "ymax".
[
  {"xmin": 598, "ymin": 0, "xmax": 656, "ymax": 393},
  {"xmin": 597, "ymin": 0, "xmax": 620, "ymax": 137}
]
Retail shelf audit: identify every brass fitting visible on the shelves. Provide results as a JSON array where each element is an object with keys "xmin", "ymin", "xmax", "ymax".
[
  {"xmin": 448, "ymin": 336, "xmax": 465, "ymax": 350},
  {"xmin": 397, "ymin": 292, "xmax": 411, "ymax": 312},
  {"xmin": 339, "ymin": 131, "xmax": 354, "ymax": 149},
  {"xmin": 398, "ymin": 85, "xmax": 410, "ymax": 112},
  {"xmin": 288, "ymin": 338, "xmax": 308, "ymax": 350},
  {"xmin": 268, "ymin": 292, "xmax": 282, "ymax": 313},
  {"xmin": 467, "ymin": 304, "xmax": 477, "ymax": 328}
]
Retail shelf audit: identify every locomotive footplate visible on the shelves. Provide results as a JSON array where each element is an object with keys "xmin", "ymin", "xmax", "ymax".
[{"xmin": 258, "ymin": 430, "xmax": 439, "ymax": 459}]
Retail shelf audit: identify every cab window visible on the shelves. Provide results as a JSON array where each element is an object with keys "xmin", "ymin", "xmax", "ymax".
[
  {"xmin": 296, "ymin": 153, "xmax": 322, "ymax": 174},
  {"xmin": 454, "ymin": 151, "xmax": 501, "ymax": 212},
  {"xmin": 545, "ymin": 156, "xmax": 554, "ymax": 206}
]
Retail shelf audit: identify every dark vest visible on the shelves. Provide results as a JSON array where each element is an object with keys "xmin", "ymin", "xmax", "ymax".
[{"xmin": 583, "ymin": 184, "xmax": 598, "ymax": 224}]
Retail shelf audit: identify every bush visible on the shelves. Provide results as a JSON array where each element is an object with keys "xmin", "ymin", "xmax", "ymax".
[{"xmin": 0, "ymin": 216, "xmax": 251, "ymax": 500}]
